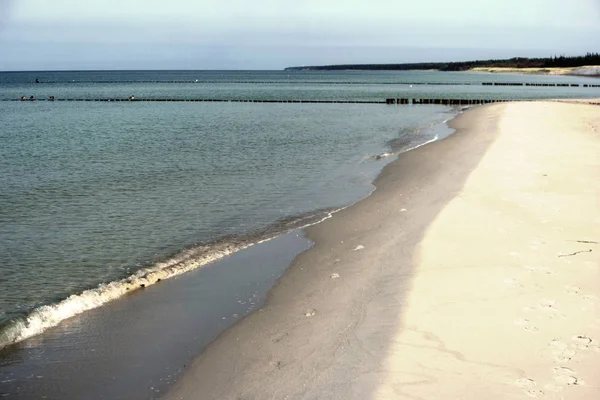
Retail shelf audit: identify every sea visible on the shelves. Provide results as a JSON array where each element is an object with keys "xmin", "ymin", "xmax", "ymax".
[{"xmin": 0, "ymin": 70, "xmax": 598, "ymax": 399}]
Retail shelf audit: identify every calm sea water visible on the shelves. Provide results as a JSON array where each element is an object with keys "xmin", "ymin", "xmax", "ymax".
[{"xmin": 0, "ymin": 70, "xmax": 598, "ymax": 351}]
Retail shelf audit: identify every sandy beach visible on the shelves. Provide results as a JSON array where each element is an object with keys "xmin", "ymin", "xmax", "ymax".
[
  {"xmin": 469, "ymin": 66, "xmax": 600, "ymax": 76},
  {"xmin": 164, "ymin": 101, "xmax": 600, "ymax": 400}
]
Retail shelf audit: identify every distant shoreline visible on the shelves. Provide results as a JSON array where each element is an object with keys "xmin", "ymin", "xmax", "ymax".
[
  {"xmin": 284, "ymin": 65, "xmax": 600, "ymax": 78},
  {"xmin": 468, "ymin": 66, "xmax": 600, "ymax": 77},
  {"xmin": 284, "ymin": 54, "xmax": 600, "ymax": 77},
  {"xmin": 285, "ymin": 65, "xmax": 600, "ymax": 77}
]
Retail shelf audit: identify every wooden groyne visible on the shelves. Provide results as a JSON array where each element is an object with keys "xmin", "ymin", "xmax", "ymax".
[
  {"xmin": 22, "ymin": 80, "xmax": 600, "ymax": 87},
  {"xmin": 30, "ymin": 80, "xmax": 476, "ymax": 86},
  {"xmin": 482, "ymin": 82, "xmax": 600, "ymax": 88},
  {"xmin": 524, "ymin": 83, "xmax": 579, "ymax": 87},
  {"xmin": 11, "ymin": 97, "xmax": 507, "ymax": 104},
  {"xmin": 7, "ymin": 97, "xmax": 598, "ymax": 105},
  {"xmin": 8, "ymin": 98, "xmax": 385, "ymax": 104},
  {"xmin": 482, "ymin": 82, "xmax": 524, "ymax": 86},
  {"xmin": 387, "ymin": 98, "xmax": 510, "ymax": 105}
]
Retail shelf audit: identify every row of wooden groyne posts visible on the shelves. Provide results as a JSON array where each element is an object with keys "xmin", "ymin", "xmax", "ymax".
[
  {"xmin": 10, "ymin": 97, "xmax": 515, "ymax": 105},
  {"xmin": 12, "ymin": 97, "xmax": 384, "ymax": 104},
  {"xmin": 482, "ymin": 82, "xmax": 600, "ymax": 87},
  {"xmin": 387, "ymin": 98, "xmax": 509, "ymax": 105},
  {"xmin": 27, "ymin": 80, "xmax": 600, "ymax": 87}
]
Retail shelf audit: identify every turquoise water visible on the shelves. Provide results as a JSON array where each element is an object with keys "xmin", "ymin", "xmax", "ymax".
[{"xmin": 0, "ymin": 70, "xmax": 598, "ymax": 350}]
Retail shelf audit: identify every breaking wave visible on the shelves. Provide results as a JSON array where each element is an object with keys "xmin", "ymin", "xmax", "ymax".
[{"xmin": 0, "ymin": 209, "xmax": 339, "ymax": 351}]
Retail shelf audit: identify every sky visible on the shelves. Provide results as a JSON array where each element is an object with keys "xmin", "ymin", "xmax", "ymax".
[{"xmin": 1, "ymin": 0, "xmax": 599, "ymax": 70}]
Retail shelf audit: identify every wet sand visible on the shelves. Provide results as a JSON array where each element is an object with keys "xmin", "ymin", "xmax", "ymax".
[
  {"xmin": 164, "ymin": 101, "xmax": 600, "ymax": 400},
  {"xmin": 0, "ymin": 232, "xmax": 311, "ymax": 399}
]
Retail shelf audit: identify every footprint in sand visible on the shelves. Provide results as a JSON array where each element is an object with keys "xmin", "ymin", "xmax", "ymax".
[
  {"xmin": 545, "ymin": 366, "xmax": 582, "ymax": 390},
  {"xmin": 525, "ymin": 389, "xmax": 545, "ymax": 397},
  {"xmin": 515, "ymin": 379, "xmax": 544, "ymax": 398},
  {"xmin": 516, "ymin": 378, "xmax": 537, "ymax": 388},
  {"xmin": 572, "ymin": 335, "xmax": 593, "ymax": 350},
  {"xmin": 549, "ymin": 339, "xmax": 577, "ymax": 362},
  {"xmin": 564, "ymin": 285, "xmax": 580, "ymax": 294},
  {"xmin": 539, "ymin": 299, "xmax": 556, "ymax": 308},
  {"xmin": 515, "ymin": 318, "xmax": 539, "ymax": 332},
  {"xmin": 538, "ymin": 300, "xmax": 565, "ymax": 319},
  {"xmin": 524, "ymin": 265, "xmax": 554, "ymax": 275},
  {"xmin": 553, "ymin": 366, "xmax": 575, "ymax": 375},
  {"xmin": 504, "ymin": 278, "xmax": 523, "ymax": 288}
]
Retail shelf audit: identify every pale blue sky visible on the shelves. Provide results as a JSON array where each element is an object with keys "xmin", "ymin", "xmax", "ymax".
[{"xmin": 1, "ymin": 0, "xmax": 599, "ymax": 70}]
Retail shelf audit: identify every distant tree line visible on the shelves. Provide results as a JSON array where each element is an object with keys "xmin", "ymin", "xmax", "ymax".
[{"xmin": 284, "ymin": 53, "xmax": 600, "ymax": 71}]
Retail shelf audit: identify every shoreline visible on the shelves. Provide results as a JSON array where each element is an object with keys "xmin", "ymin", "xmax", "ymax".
[
  {"xmin": 0, "ymin": 105, "xmax": 457, "ymax": 399},
  {"xmin": 164, "ymin": 101, "xmax": 600, "ymax": 399},
  {"xmin": 0, "ymin": 104, "xmax": 456, "ymax": 353},
  {"xmin": 0, "ymin": 231, "xmax": 313, "ymax": 400},
  {"xmin": 0, "ymin": 204, "xmax": 340, "ymax": 352},
  {"xmin": 162, "ymin": 103, "xmax": 502, "ymax": 398}
]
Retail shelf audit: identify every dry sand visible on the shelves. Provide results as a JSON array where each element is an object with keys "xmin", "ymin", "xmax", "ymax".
[
  {"xmin": 163, "ymin": 101, "xmax": 600, "ymax": 400},
  {"xmin": 469, "ymin": 66, "xmax": 600, "ymax": 76}
]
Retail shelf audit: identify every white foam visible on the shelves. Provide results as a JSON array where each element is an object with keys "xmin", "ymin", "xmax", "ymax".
[
  {"xmin": 0, "ymin": 242, "xmax": 245, "ymax": 350},
  {"xmin": 0, "ymin": 209, "xmax": 342, "ymax": 351},
  {"xmin": 387, "ymin": 109, "xmax": 460, "ymax": 157},
  {"xmin": 402, "ymin": 134, "xmax": 440, "ymax": 153},
  {"xmin": 374, "ymin": 152, "xmax": 393, "ymax": 159}
]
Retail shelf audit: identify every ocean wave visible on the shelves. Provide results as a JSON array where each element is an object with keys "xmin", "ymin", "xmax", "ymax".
[{"xmin": 0, "ymin": 210, "xmax": 339, "ymax": 351}]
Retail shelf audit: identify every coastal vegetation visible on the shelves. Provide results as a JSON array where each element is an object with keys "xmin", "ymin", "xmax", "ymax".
[{"xmin": 285, "ymin": 53, "xmax": 600, "ymax": 71}]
